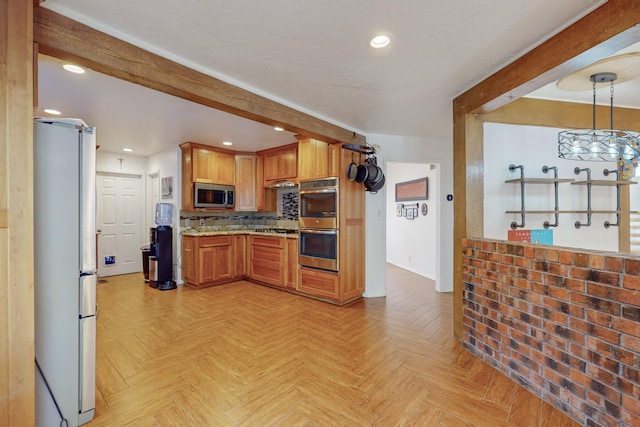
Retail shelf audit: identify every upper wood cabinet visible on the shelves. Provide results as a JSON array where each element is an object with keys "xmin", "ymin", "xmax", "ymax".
[
  {"xmin": 297, "ymin": 137, "xmax": 330, "ymax": 181},
  {"xmin": 193, "ymin": 148, "xmax": 235, "ymax": 185},
  {"xmin": 235, "ymin": 154, "xmax": 257, "ymax": 211},
  {"xmin": 180, "ymin": 142, "xmax": 236, "ymax": 210},
  {"xmin": 258, "ymin": 143, "xmax": 298, "ymax": 186}
]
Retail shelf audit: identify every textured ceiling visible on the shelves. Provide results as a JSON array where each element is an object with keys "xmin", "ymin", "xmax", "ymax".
[{"xmin": 38, "ymin": 0, "xmax": 609, "ymax": 156}]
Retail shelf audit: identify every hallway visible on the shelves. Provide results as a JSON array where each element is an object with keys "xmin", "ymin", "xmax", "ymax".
[{"xmin": 87, "ymin": 265, "xmax": 579, "ymax": 426}]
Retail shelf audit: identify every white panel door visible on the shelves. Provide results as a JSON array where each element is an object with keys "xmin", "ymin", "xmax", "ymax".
[{"xmin": 97, "ymin": 172, "xmax": 143, "ymax": 277}]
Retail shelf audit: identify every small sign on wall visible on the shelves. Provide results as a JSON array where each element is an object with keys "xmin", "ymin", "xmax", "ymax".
[{"xmin": 508, "ymin": 229, "xmax": 553, "ymax": 245}]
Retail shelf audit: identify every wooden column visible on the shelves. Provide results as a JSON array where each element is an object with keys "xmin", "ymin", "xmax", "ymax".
[{"xmin": 0, "ymin": 0, "xmax": 35, "ymax": 425}]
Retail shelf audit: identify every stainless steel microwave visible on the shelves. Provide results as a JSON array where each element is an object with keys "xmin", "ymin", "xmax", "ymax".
[{"xmin": 193, "ymin": 183, "xmax": 235, "ymax": 208}]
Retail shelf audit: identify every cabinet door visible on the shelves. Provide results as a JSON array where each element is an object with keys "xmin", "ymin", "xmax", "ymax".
[
  {"xmin": 181, "ymin": 236, "xmax": 197, "ymax": 284},
  {"xmin": 235, "ymin": 154, "xmax": 257, "ymax": 211},
  {"xmin": 193, "ymin": 148, "xmax": 214, "ymax": 183},
  {"xmin": 199, "ymin": 246, "xmax": 216, "ymax": 283},
  {"xmin": 298, "ymin": 138, "xmax": 329, "ymax": 180},
  {"xmin": 215, "ymin": 245, "xmax": 233, "ymax": 280},
  {"xmin": 233, "ymin": 234, "xmax": 246, "ymax": 277},
  {"xmin": 263, "ymin": 151, "xmax": 281, "ymax": 182},
  {"xmin": 285, "ymin": 238, "xmax": 298, "ymax": 289},
  {"xmin": 213, "ymin": 151, "xmax": 236, "ymax": 185},
  {"xmin": 263, "ymin": 144, "xmax": 297, "ymax": 183}
]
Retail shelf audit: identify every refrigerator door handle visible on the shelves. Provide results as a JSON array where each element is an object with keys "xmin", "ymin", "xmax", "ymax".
[
  {"xmin": 80, "ymin": 274, "xmax": 97, "ymax": 317},
  {"xmin": 79, "ymin": 315, "xmax": 96, "ymax": 414},
  {"xmin": 80, "ymin": 127, "xmax": 97, "ymax": 273}
]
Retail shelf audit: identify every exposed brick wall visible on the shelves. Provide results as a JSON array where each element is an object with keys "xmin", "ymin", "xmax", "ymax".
[{"xmin": 462, "ymin": 238, "xmax": 640, "ymax": 427}]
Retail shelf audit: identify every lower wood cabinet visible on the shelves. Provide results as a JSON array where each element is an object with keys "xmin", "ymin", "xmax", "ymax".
[
  {"xmin": 233, "ymin": 234, "xmax": 246, "ymax": 278},
  {"xmin": 183, "ymin": 232, "xmax": 359, "ymax": 305},
  {"xmin": 182, "ymin": 235, "xmax": 233, "ymax": 288},
  {"xmin": 298, "ymin": 267, "xmax": 340, "ymax": 300},
  {"xmin": 248, "ymin": 235, "xmax": 285, "ymax": 286},
  {"xmin": 285, "ymin": 237, "xmax": 298, "ymax": 289}
]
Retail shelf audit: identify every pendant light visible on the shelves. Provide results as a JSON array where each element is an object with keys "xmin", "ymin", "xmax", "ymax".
[{"xmin": 558, "ymin": 71, "xmax": 640, "ymax": 161}]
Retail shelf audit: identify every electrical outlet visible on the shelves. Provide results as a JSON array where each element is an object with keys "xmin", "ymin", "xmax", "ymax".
[
  {"xmin": 184, "ymin": 218, "xmax": 190, "ymax": 227},
  {"xmin": 199, "ymin": 218, "xmax": 205, "ymax": 226}
]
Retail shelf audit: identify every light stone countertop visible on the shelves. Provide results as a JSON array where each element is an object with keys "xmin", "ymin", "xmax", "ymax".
[{"xmin": 181, "ymin": 227, "xmax": 298, "ymax": 238}]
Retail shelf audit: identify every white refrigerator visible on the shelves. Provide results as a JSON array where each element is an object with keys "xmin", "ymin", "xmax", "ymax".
[{"xmin": 34, "ymin": 118, "xmax": 97, "ymax": 426}]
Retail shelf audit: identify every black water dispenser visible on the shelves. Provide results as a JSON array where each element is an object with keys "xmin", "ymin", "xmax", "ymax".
[{"xmin": 149, "ymin": 203, "xmax": 177, "ymax": 290}]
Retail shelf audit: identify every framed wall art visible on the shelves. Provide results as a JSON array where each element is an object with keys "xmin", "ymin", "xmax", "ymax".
[
  {"xmin": 395, "ymin": 177, "xmax": 428, "ymax": 202},
  {"xmin": 161, "ymin": 176, "xmax": 173, "ymax": 199}
]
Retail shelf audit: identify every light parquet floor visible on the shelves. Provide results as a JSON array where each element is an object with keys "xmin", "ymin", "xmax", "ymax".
[{"xmin": 88, "ymin": 264, "xmax": 581, "ymax": 427}]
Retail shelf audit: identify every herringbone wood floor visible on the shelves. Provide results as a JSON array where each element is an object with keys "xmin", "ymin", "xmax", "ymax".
[{"xmin": 87, "ymin": 264, "xmax": 580, "ymax": 427}]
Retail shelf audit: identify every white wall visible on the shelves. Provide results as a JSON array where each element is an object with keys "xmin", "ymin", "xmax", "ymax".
[
  {"xmin": 386, "ymin": 162, "xmax": 438, "ymax": 280},
  {"xmin": 96, "ymin": 151, "xmax": 147, "ymax": 175},
  {"xmin": 484, "ymin": 123, "xmax": 619, "ymax": 251},
  {"xmin": 365, "ymin": 133, "xmax": 454, "ymax": 295},
  {"xmin": 147, "ymin": 146, "xmax": 182, "ymax": 282}
]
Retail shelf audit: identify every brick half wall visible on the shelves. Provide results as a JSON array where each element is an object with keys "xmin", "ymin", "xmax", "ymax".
[{"xmin": 462, "ymin": 238, "xmax": 640, "ymax": 427}]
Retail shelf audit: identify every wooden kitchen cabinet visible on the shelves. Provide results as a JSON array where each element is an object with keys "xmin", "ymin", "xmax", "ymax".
[
  {"xmin": 192, "ymin": 146, "xmax": 235, "ymax": 185},
  {"xmin": 235, "ymin": 154, "xmax": 257, "ymax": 211},
  {"xmin": 249, "ymin": 235, "xmax": 285, "ymax": 286},
  {"xmin": 233, "ymin": 234, "xmax": 246, "ymax": 278},
  {"xmin": 180, "ymin": 142, "xmax": 236, "ymax": 210},
  {"xmin": 285, "ymin": 237, "xmax": 298, "ymax": 289},
  {"xmin": 259, "ymin": 143, "xmax": 297, "ymax": 186},
  {"xmin": 181, "ymin": 234, "xmax": 233, "ymax": 288},
  {"xmin": 298, "ymin": 267, "xmax": 339, "ymax": 300},
  {"xmin": 181, "ymin": 235, "xmax": 198, "ymax": 284},
  {"xmin": 297, "ymin": 137, "xmax": 329, "ymax": 180}
]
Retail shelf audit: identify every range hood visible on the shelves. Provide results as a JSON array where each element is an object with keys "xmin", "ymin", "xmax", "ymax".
[{"xmin": 266, "ymin": 181, "xmax": 297, "ymax": 189}]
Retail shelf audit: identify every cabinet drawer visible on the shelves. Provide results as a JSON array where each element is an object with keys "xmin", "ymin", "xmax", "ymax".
[
  {"xmin": 251, "ymin": 259, "xmax": 282, "ymax": 285},
  {"xmin": 252, "ymin": 245, "xmax": 282, "ymax": 262},
  {"xmin": 298, "ymin": 268, "xmax": 339, "ymax": 299},
  {"xmin": 200, "ymin": 235, "xmax": 232, "ymax": 247},
  {"xmin": 251, "ymin": 235, "xmax": 284, "ymax": 248}
]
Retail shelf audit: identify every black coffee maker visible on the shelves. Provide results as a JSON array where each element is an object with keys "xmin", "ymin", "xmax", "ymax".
[{"xmin": 149, "ymin": 203, "xmax": 177, "ymax": 290}]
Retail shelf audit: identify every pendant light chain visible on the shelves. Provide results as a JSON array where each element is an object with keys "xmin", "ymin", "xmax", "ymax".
[{"xmin": 610, "ymin": 80, "xmax": 614, "ymax": 131}]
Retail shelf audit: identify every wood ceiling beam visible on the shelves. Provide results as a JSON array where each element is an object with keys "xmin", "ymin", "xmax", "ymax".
[
  {"xmin": 33, "ymin": 7, "xmax": 365, "ymax": 145},
  {"xmin": 455, "ymin": 0, "xmax": 640, "ymax": 116},
  {"xmin": 483, "ymin": 97, "xmax": 640, "ymax": 132}
]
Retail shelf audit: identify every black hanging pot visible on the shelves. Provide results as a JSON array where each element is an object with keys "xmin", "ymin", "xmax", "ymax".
[
  {"xmin": 364, "ymin": 157, "xmax": 379, "ymax": 181},
  {"xmin": 346, "ymin": 152, "xmax": 358, "ymax": 181},
  {"xmin": 365, "ymin": 173, "xmax": 385, "ymax": 194},
  {"xmin": 364, "ymin": 156, "xmax": 385, "ymax": 193},
  {"xmin": 355, "ymin": 153, "xmax": 369, "ymax": 183}
]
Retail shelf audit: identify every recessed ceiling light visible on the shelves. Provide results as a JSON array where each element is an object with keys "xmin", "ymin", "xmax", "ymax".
[
  {"xmin": 63, "ymin": 64, "xmax": 86, "ymax": 74},
  {"xmin": 122, "ymin": 148, "xmax": 133, "ymax": 152},
  {"xmin": 43, "ymin": 109, "xmax": 61, "ymax": 115},
  {"xmin": 222, "ymin": 141, "xmax": 233, "ymax": 146},
  {"xmin": 368, "ymin": 33, "xmax": 391, "ymax": 49},
  {"xmin": 274, "ymin": 126, "xmax": 284, "ymax": 132}
]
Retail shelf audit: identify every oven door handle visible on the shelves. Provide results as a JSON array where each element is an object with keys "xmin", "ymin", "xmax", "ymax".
[
  {"xmin": 300, "ymin": 229, "xmax": 338, "ymax": 235},
  {"xmin": 299, "ymin": 189, "xmax": 337, "ymax": 195}
]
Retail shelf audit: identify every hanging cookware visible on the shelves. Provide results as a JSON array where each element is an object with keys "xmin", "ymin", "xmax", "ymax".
[
  {"xmin": 346, "ymin": 152, "xmax": 358, "ymax": 181},
  {"xmin": 364, "ymin": 156, "xmax": 379, "ymax": 182},
  {"xmin": 355, "ymin": 153, "xmax": 368, "ymax": 183},
  {"xmin": 365, "ymin": 173, "xmax": 385, "ymax": 194}
]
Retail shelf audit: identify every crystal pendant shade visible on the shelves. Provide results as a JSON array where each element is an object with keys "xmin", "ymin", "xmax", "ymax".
[{"xmin": 557, "ymin": 72, "xmax": 640, "ymax": 162}]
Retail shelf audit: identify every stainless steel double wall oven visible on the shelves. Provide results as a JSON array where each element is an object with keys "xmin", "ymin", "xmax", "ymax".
[{"xmin": 298, "ymin": 177, "xmax": 339, "ymax": 272}]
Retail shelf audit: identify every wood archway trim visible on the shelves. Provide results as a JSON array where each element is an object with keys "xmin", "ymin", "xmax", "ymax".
[
  {"xmin": 33, "ymin": 7, "xmax": 365, "ymax": 145},
  {"xmin": 452, "ymin": 0, "xmax": 640, "ymax": 339}
]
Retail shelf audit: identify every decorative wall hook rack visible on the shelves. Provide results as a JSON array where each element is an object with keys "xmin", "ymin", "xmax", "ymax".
[{"xmin": 574, "ymin": 167, "xmax": 592, "ymax": 229}]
